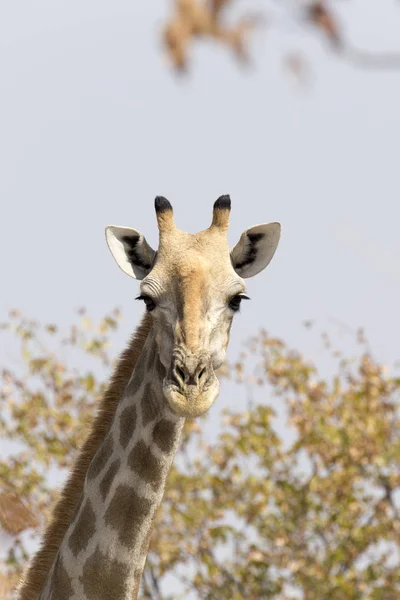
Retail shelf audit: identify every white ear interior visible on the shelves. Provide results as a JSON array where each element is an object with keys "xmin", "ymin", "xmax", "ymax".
[
  {"xmin": 105, "ymin": 226, "xmax": 156, "ymax": 280},
  {"xmin": 231, "ymin": 222, "xmax": 281, "ymax": 278}
]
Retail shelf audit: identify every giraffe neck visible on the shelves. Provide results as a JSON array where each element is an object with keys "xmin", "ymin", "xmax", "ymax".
[{"xmin": 40, "ymin": 328, "xmax": 184, "ymax": 600}]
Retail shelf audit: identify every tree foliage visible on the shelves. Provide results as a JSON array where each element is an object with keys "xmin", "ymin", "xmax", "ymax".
[
  {"xmin": 163, "ymin": 1, "xmax": 400, "ymax": 76},
  {"xmin": 1, "ymin": 310, "xmax": 399, "ymax": 599}
]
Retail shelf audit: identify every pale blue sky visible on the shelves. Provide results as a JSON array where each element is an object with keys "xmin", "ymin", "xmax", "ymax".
[
  {"xmin": 1, "ymin": 0, "xmax": 400, "ymax": 592},
  {"xmin": 1, "ymin": 1, "xmax": 400, "ymax": 371}
]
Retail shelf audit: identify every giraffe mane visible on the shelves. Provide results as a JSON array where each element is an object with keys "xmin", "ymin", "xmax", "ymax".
[{"xmin": 18, "ymin": 314, "xmax": 153, "ymax": 600}]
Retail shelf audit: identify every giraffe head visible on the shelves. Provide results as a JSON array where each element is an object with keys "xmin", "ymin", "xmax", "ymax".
[{"xmin": 106, "ymin": 196, "xmax": 280, "ymax": 418}]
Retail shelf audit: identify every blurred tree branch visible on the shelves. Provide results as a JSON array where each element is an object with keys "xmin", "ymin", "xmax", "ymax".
[{"xmin": 163, "ymin": 0, "xmax": 400, "ymax": 74}]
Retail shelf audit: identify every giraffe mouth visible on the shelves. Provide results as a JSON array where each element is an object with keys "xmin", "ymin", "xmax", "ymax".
[{"xmin": 163, "ymin": 374, "xmax": 220, "ymax": 418}]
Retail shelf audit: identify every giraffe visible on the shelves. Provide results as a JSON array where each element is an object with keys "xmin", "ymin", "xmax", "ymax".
[{"xmin": 18, "ymin": 195, "xmax": 281, "ymax": 600}]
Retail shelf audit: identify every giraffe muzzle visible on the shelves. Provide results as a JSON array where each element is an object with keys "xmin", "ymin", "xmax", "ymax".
[{"xmin": 163, "ymin": 354, "xmax": 220, "ymax": 418}]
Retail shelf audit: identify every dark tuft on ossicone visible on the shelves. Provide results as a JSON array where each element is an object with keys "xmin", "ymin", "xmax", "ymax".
[
  {"xmin": 213, "ymin": 195, "xmax": 231, "ymax": 211},
  {"xmin": 155, "ymin": 196, "xmax": 173, "ymax": 213}
]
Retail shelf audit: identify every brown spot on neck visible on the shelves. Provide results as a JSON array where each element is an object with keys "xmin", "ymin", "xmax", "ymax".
[
  {"xmin": 146, "ymin": 339, "xmax": 157, "ymax": 371},
  {"xmin": 153, "ymin": 419, "xmax": 179, "ymax": 454},
  {"xmin": 128, "ymin": 440, "xmax": 163, "ymax": 489},
  {"xmin": 127, "ymin": 347, "xmax": 148, "ymax": 396},
  {"xmin": 68, "ymin": 499, "xmax": 96, "ymax": 557},
  {"xmin": 119, "ymin": 404, "xmax": 138, "ymax": 450},
  {"xmin": 104, "ymin": 485, "xmax": 152, "ymax": 548},
  {"xmin": 80, "ymin": 546, "xmax": 129, "ymax": 600},
  {"xmin": 87, "ymin": 433, "xmax": 114, "ymax": 482},
  {"xmin": 155, "ymin": 355, "xmax": 166, "ymax": 381},
  {"xmin": 141, "ymin": 383, "xmax": 162, "ymax": 427},
  {"xmin": 49, "ymin": 553, "xmax": 73, "ymax": 600}
]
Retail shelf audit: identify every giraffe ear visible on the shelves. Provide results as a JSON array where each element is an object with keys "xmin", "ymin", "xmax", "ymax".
[
  {"xmin": 105, "ymin": 226, "xmax": 156, "ymax": 280},
  {"xmin": 231, "ymin": 223, "xmax": 281, "ymax": 278}
]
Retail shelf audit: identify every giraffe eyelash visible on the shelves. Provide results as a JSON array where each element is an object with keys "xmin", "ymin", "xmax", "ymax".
[
  {"xmin": 135, "ymin": 295, "xmax": 156, "ymax": 312},
  {"xmin": 228, "ymin": 294, "xmax": 250, "ymax": 312}
]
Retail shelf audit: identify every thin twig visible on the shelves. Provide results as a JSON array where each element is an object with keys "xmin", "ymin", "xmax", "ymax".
[{"xmin": 346, "ymin": 45, "xmax": 400, "ymax": 71}]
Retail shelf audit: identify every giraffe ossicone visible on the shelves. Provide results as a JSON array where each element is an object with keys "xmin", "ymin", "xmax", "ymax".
[{"xmin": 18, "ymin": 196, "xmax": 280, "ymax": 600}]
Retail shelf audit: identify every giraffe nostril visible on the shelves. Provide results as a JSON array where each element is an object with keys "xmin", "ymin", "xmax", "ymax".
[
  {"xmin": 171, "ymin": 362, "xmax": 208, "ymax": 389},
  {"xmin": 175, "ymin": 365, "xmax": 186, "ymax": 385},
  {"xmin": 198, "ymin": 366, "xmax": 207, "ymax": 383}
]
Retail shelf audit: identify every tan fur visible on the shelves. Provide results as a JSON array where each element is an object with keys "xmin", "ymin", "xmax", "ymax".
[
  {"xmin": 18, "ymin": 314, "xmax": 153, "ymax": 600},
  {"xmin": 181, "ymin": 264, "xmax": 207, "ymax": 350},
  {"xmin": 156, "ymin": 209, "xmax": 175, "ymax": 233},
  {"xmin": 211, "ymin": 206, "xmax": 230, "ymax": 231}
]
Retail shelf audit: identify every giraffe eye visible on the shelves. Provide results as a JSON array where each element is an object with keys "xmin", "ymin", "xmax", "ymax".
[
  {"xmin": 228, "ymin": 294, "xmax": 250, "ymax": 312},
  {"xmin": 136, "ymin": 295, "xmax": 156, "ymax": 312}
]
